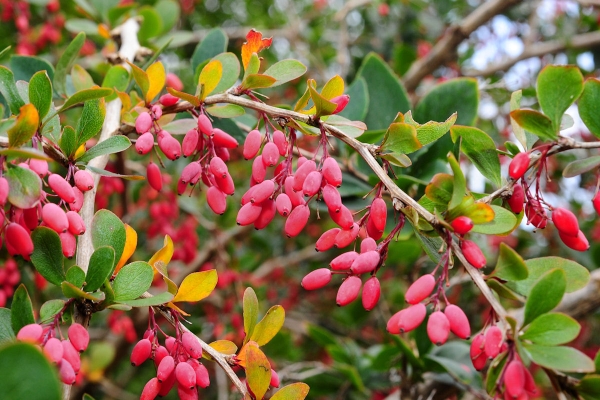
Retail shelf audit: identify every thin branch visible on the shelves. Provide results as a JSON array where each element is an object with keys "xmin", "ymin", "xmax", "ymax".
[
  {"xmin": 252, "ymin": 244, "xmax": 328, "ymax": 280},
  {"xmin": 402, "ymin": 0, "xmax": 523, "ymax": 92}
]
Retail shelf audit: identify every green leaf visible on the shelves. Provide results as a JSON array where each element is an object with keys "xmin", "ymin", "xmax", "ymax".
[
  {"xmin": 0, "ymin": 308, "xmax": 14, "ymax": 342},
  {"xmin": 85, "ymin": 165, "xmax": 144, "ymax": 180},
  {"xmin": 0, "ymin": 147, "xmax": 50, "ymax": 162},
  {"xmin": 579, "ymin": 78, "xmax": 600, "ymax": 138},
  {"xmin": 155, "ymin": 0, "xmax": 180, "ymax": 33},
  {"xmin": 245, "ymin": 343, "xmax": 271, "ymax": 400},
  {"xmin": 39, "ymin": 300, "xmax": 65, "ymax": 324},
  {"xmin": 249, "ymin": 305, "xmax": 285, "ymax": 347},
  {"xmin": 71, "ymin": 65, "xmax": 95, "ymax": 92},
  {"xmin": 115, "ymin": 291, "xmax": 174, "ymax": 307},
  {"xmin": 54, "ymin": 32, "xmax": 85, "ymax": 97},
  {"xmin": 85, "ymin": 247, "xmax": 116, "ymax": 292},
  {"xmin": 537, "ymin": 65, "xmax": 583, "ymax": 132},
  {"xmin": 487, "ymin": 279, "xmax": 523, "ymax": 301},
  {"xmin": 138, "ymin": 6, "xmax": 163, "ymax": 40},
  {"xmin": 355, "ymin": 53, "xmax": 410, "ymax": 130},
  {"xmin": 523, "ymin": 268, "xmax": 566, "ymax": 326},
  {"xmin": 510, "ymin": 90, "xmax": 528, "ymax": 149},
  {"xmin": 76, "ymin": 99, "xmax": 106, "ymax": 147},
  {"xmin": 10, "ymin": 55, "xmax": 54, "ymax": 82},
  {"xmin": 563, "ymin": 156, "xmax": 600, "ymax": 178},
  {"xmin": 192, "ymin": 28, "xmax": 228, "ymax": 73},
  {"xmin": 308, "ymin": 82, "xmax": 337, "ymax": 118},
  {"xmin": 485, "ymin": 353, "xmax": 508, "ymax": 395},
  {"xmin": 339, "ymin": 76, "xmax": 369, "ymax": 121},
  {"xmin": 424, "ymin": 173, "xmax": 454, "ymax": 206},
  {"xmin": 11, "ymin": 284, "xmax": 34, "ymax": 333},
  {"xmin": 450, "ymin": 125, "xmax": 501, "ymax": 186},
  {"xmin": 61, "ymin": 281, "xmax": 105, "ymax": 302},
  {"xmin": 380, "ymin": 152, "xmax": 412, "ymax": 167},
  {"xmin": 241, "ymin": 74, "xmax": 276, "ymax": 91},
  {"xmin": 211, "ymin": 52, "xmax": 240, "ymax": 94},
  {"xmin": 101, "ymin": 65, "xmax": 129, "ymax": 101},
  {"xmin": 405, "ymin": 111, "xmax": 457, "ymax": 146},
  {"xmin": 448, "ymin": 153, "xmax": 466, "ymax": 210},
  {"xmin": 415, "ymin": 78, "xmax": 478, "ymax": 126},
  {"xmin": 524, "ymin": 343, "xmax": 594, "ymax": 373},
  {"xmin": 510, "ymin": 109, "xmax": 556, "ymax": 141},
  {"xmin": 57, "ymin": 87, "xmax": 113, "ymax": 113},
  {"xmin": 91, "ymin": 209, "xmax": 126, "ymax": 269},
  {"xmin": 28, "ymin": 71, "xmax": 52, "ymax": 119},
  {"xmin": 42, "ymin": 114, "xmax": 61, "ymax": 144},
  {"xmin": 492, "ymin": 243, "xmax": 528, "ymax": 281},
  {"xmin": 470, "ymin": 205, "xmax": 518, "ymax": 235},
  {"xmin": 205, "ymin": 104, "xmax": 245, "ymax": 118},
  {"xmin": 31, "ymin": 227, "xmax": 65, "ymax": 286},
  {"xmin": 5, "ymin": 164, "xmax": 42, "ymax": 209},
  {"xmin": 577, "ymin": 375, "xmax": 600, "ymax": 400},
  {"xmin": 66, "ymin": 266, "xmax": 86, "ymax": 288},
  {"xmin": 64, "ymin": 19, "xmax": 97, "ymax": 36},
  {"xmin": 112, "ymin": 261, "xmax": 154, "ymax": 301},
  {"xmin": 270, "ymin": 383, "xmax": 310, "ymax": 400},
  {"xmin": 509, "ymin": 257, "xmax": 590, "ymax": 296},
  {"xmin": 76, "ymin": 135, "xmax": 131, "ymax": 163},
  {"xmin": 0, "ymin": 66, "xmax": 25, "ymax": 114},
  {"xmin": 0, "ymin": 342, "xmax": 61, "ymax": 400},
  {"xmin": 243, "ymin": 287, "xmax": 259, "ymax": 344},
  {"xmin": 379, "ymin": 123, "xmax": 421, "ymax": 154},
  {"xmin": 60, "ymin": 125, "xmax": 77, "ymax": 159},
  {"xmin": 521, "ymin": 313, "xmax": 580, "ymax": 345},
  {"xmin": 7, "ymin": 104, "xmax": 39, "ymax": 148},
  {"xmin": 264, "ymin": 59, "xmax": 307, "ymax": 87}
]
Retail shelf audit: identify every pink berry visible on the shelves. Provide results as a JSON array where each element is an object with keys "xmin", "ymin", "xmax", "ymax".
[
  {"xmin": 197, "ymin": 114, "xmax": 213, "ymax": 136},
  {"xmin": 166, "ymin": 72, "xmax": 183, "ymax": 90},
  {"xmin": 207, "ymin": 186, "xmax": 227, "ymax": 215},
  {"xmin": 405, "ymin": 274, "xmax": 436, "ymax": 305},
  {"xmin": 254, "ymin": 199, "xmax": 277, "ymax": 230},
  {"xmin": 398, "ymin": 303, "xmax": 427, "ymax": 333},
  {"xmin": 175, "ymin": 361, "xmax": 196, "ymax": 389},
  {"xmin": 507, "ymin": 184, "xmax": 525, "ymax": 214},
  {"xmin": 370, "ymin": 198, "xmax": 387, "ymax": 232},
  {"xmin": 461, "ymin": 240, "xmax": 486, "ymax": 269},
  {"xmin": 68, "ymin": 323, "xmax": 89, "ymax": 352},
  {"xmin": 302, "ymin": 170, "xmax": 323, "ymax": 197},
  {"xmin": 336, "ymin": 275, "xmax": 362, "ymax": 306},
  {"xmin": 136, "ymin": 132, "xmax": 154, "ymax": 154},
  {"xmin": 470, "ymin": 334, "xmax": 487, "ymax": 371},
  {"xmin": 362, "ymin": 276, "xmax": 380, "ymax": 311},
  {"xmin": 42, "ymin": 203, "xmax": 68, "ymax": 233},
  {"xmin": 275, "ymin": 193, "xmax": 292, "ymax": 217},
  {"xmin": 559, "ymin": 230, "xmax": 589, "ymax": 252},
  {"xmin": 6, "ymin": 223, "xmax": 34, "ymax": 257},
  {"xmin": 301, "ymin": 268, "xmax": 332, "ymax": 290},
  {"xmin": 450, "ymin": 216, "xmax": 473, "ymax": 235},
  {"xmin": 330, "ymin": 205, "xmax": 354, "ymax": 230},
  {"xmin": 427, "ymin": 311, "xmax": 450, "ymax": 345},
  {"xmin": 316, "ymin": 228, "xmax": 341, "ymax": 251},
  {"xmin": 250, "ymin": 180, "xmax": 274, "ymax": 203},
  {"xmin": 158, "ymin": 367, "xmax": 176, "ymax": 396},
  {"xmin": 140, "ymin": 377, "xmax": 161, "ymax": 400},
  {"xmin": 17, "ymin": 323, "xmax": 43, "ymax": 343},
  {"xmin": 270, "ymin": 369, "xmax": 280, "ymax": 388},
  {"xmin": 69, "ymin": 187, "xmax": 84, "ymax": 212},
  {"xmin": 552, "ymin": 207, "xmax": 579, "ymax": 237},
  {"xmin": 334, "ymin": 223, "xmax": 359, "ymax": 248},
  {"xmin": 147, "ymin": 162, "xmax": 163, "ymax": 192},
  {"xmin": 322, "ymin": 184, "xmax": 342, "ymax": 213},
  {"xmin": 272, "ymin": 130, "xmax": 287, "ymax": 156},
  {"xmin": 284, "ymin": 204, "xmax": 310, "ymax": 237},
  {"xmin": 59, "ymin": 359, "xmax": 76, "ymax": 384},
  {"xmin": 130, "ymin": 338, "xmax": 152, "ymax": 366},
  {"xmin": 243, "ymin": 129, "xmax": 262, "ymax": 160},
  {"xmin": 386, "ymin": 310, "xmax": 403, "ymax": 334},
  {"xmin": 23, "ymin": 207, "xmax": 40, "ymax": 231},
  {"xmin": 195, "ymin": 362, "xmax": 210, "ymax": 388},
  {"xmin": 29, "ymin": 159, "xmax": 48, "ymax": 178},
  {"xmin": 61, "ymin": 340, "xmax": 81, "ymax": 372},
  {"xmin": 350, "ymin": 250, "xmax": 380, "ymax": 274},
  {"xmin": 180, "ymin": 162, "xmax": 202, "ymax": 185},
  {"xmin": 157, "ymin": 356, "xmax": 175, "ymax": 382},
  {"xmin": 209, "ymin": 157, "xmax": 228, "ymax": 178},
  {"xmin": 154, "ymin": 345, "xmax": 169, "ymax": 367},
  {"xmin": 237, "ymin": 202, "xmax": 262, "ymax": 226},
  {"xmin": 525, "ymin": 198, "xmax": 547, "ymax": 229},
  {"xmin": 293, "ymin": 160, "xmax": 317, "ymax": 192},
  {"xmin": 59, "ymin": 232, "xmax": 76, "ymax": 258},
  {"xmin": 158, "ymin": 134, "xmax": 181, "ymax": 160},
  {"xmin": 444, "ymin": 304, "xmax": 471, "ymax": 339},
  {"xmin": 74, "ymin": 170, "xmax": 94, "ymax": 192},
  {"xmin": 261, "ymin": 142, "xmax": 280, "ymax": 167},
  {"xmin": 159, "ymin": 93, "xmax": 179, "ymax": 107},
  {"xmin": 509, "ymin": 152, "xmax": 530, "ymax": 180},
  {"xmin": 366, "ymin": 216, "xmax": 384, "ymax": 240},
  {"xmin": 48, "ymin": 174, "xmax": 75, "ymax": 203},
  {"xmin": 484, "ymin": 326, "xmax": 503, "ymax": 359},
  {"xmin": 252, "ymin": 156, "xmax": 267, "ymax": 183},
  {"xmin": 182, "ymin": 331, "xmax": 202, "ymax": 359},
  {"xmin": 151, "ymin": 105, "xmax": 162, "ymax": 119},
  {"xmin": 330, "ymin": 94, "xmax": 349, "ymax": 114},
  {"xmin": 182, "ymin": 129, "xmax": 199, "ymax": 157},
  {"xmin": 284, "ymin": 176, "xmax": 305, "ymax": 207},
  {"xmin": 322, "ymin": 157, "xmax": 342, "ymax": 187},
  {"xmin": 504, "ymin": 360, "xmax": 526, "ymax": 398},
  {"xmin": 177, "ymin": 385, "xmax": 198, "ymax": 400},
  {"xmin": 330, "ymin": 251, "xmax": 358, "ymax": 271},
  {"xmin": 360, "ymin": 237, "xmax": 377, "ymax": 253},
  {"xmin": 43, "ymin": 337, "xmax": 64, "ymax": 363},
  {"xmin": 212, "ymin": 128, "xmax": 238, "ymax": 148},
  {"xmin": 136, "ymin": 112, "xmax": 153, "ymax": 134}
]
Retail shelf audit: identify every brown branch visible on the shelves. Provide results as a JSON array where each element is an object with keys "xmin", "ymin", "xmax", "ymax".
[{"xmin": 402, "ymin": 0, "xmax": 523, "ymax": 92}]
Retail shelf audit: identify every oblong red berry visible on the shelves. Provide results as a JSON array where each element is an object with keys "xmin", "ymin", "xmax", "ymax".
[
  {"xmin": 272, "ymin": 130, "xmax": 287, "ymax": 156},
  {"xmin": 180, "ymin": 162, "xmax": 202, "ymax": 184},
  {"xmin": 461, "ymin": 240, "xmax": 486, "ymax": 269},
  {"xmin": 154, "ymin": 346, "xmax": 169, "ymax": 367},
  {"xmin": 135, "ymin": 132, "xmax": 154, "ymax": 155},
  {"xmin": 151, "ymin": 105, "xmax": 162, "ymax": 119},
  {"xmin": 166, "ymin": 72, "xmax": 183, "ymax": 90},
  {"xmin": 405, "ymin": 274, "xmax": 436, "ymax": 304},
  {"xmin": 23, "ymin": 207, "xmax": 40, "ymax": 231},
  {"xmin": 362, "ymin": 276, "xmax": 380, "ymax": 311},
  {"xmin": 370, "ymin": 198, "xmax": 387, "ymax": 232},
  {"xmin": 559, "ymin": 230, "xmax": 589, "ymax": 251},
  {"xmin": 276, "ymin": 193, "xmax": 292, "ymax": 217},
  {"xmin": 484, "ymin": 326, "xmax": 503, "ymax": 359},
  {"xmin": 159, "ymin": 93, "xmax": 179, "ymax": 107},
  {"xmin": 59, "ymin": 232, "xmax": 76, "ymax": 258},
  {"xmin": 6, "ymin": 222, "xmax": 34, "ymax": 257},
  {"xmin": 0, "ymin": 177, "xmax": 8, "ymax": 205},
  {"xmin": 74, "ymin": 170, "xmax": 94, "ymax": 192},
  {"xmin": 237, "ymin": 202, "xmax": 262, "ymax": 226},
  {"xmin": 197, "ymin": 114, "xmax": 213, "ymax": 136},
  {"xmin": 387, "ymin": 310, "xmax": 403, "ymax": 334},
  {"xmin": 525, "ymin": 199, "xmax": 547, "ymax": 229},
  {"xmin": 331, "ymin": 94, "xmax": 350, "ymax": 114},
  {"xmin": 254, "ymin": 199, "xmax": 276, "ymax": 230},
  {"xmin": 316, "ymin": 228, "xmax": 340, "ymax": 252},
  {"xmin": 59, "ymin": 359, "xmax": 76, "ymax": 384},
  {"xmin": 215, "ymin": 172, "xmax": 235, "ymax": 195},
  {"xmin": 322, "ymin": 184, "xmax": 342, "ymax": 213},
  {"xmin": 552, "ymin": 207, "xmax": 579, "ymax": 237},
  {"xmin": 195, "ymin": 362, "xmax": 210, "ymax": 388},
  {"xmin": 61, "ymin": 340, "xmax": 81, "ymax": 372},
  {"xmin": 243, "ymin": 129, "xmax": 262, "ymax": 159},
  {"xmin": 136, "ymin": 111, "xmax": 152, "ymax": 134},
  {"xmin": 444, "ymin": 304, "xmax": 471, "ymax": 339},
  {"xmin": 451, "ymin": 216, "xmax": 473, "ymax": 235},
  {"xmin": 48, "ymin": 174, "xmax": 75, "ymax": 203},
  {"xmin": 336, "ymin": 275, "xmax": 362, "ymax": 306},
  {"xmin": 398, "ymin": 303, "xmax": 427, "ymax": 333},
  {"xmin": 504, "ymin": 360, "xmax": 525, "ymax": 398},
  {"xmin": 43, "ymin": 337, "xmax": 63, "ymax": 363},
  {"xmin": 293, "ymin": 160, "xmax": 317, "ymax": 192},
  {"xmin": 68, "ymin": 323, "xmax": 89, "ymax": 352},
  {"xmin": 262, "ymin": 142, "xmax": 280, "ymax": 167},
  {"xmin": 252, "ymin": 156, "xmax": 267, "ymax": 183},
  {"xmin": 523, "ymin": 367, "xmax": 538, "ymax": 396},
  {"xmin": 209, "ymin": 157, "xmax": 228, "ymax": 178},
  {"xmin": 251, "ymin": 180, "xmax": 275, "ymax": 203},
  {"xmin": 350, "ymin": 250, "xmax": 380, "ymax": 274},
  {"xmin": 69, "ymin": 187, "xmax": 84, "ymax": 212},
  {"xmin": 470, "ymin": 334, "xmax": 487, "ymax": 371},
  {"xmin": 29, "ymin": 159, "xmax": 48, "ymax": 178},
  {"xmin": 366, "ymin": 214, "xmax": 384, "ymax": 240},
  {"xmin": 330, "ymin": 251, "xmax": 359, "ymax": 271},
  {"xmin": 284, "ymin": 176, "xmax": 305, "ymax": 207},
  {"xmin": 130, "ymin": 338, "xmax": 152, "ymax": 366},
  {"xmin": 141, "ymin": 377, "xmax": 161, "ymax": 400},
  {"xmin": 322, "ymin": 157, "xmax": 342, "ymax": 187},
  {"xmin": 147, "ymin": 162, "xmax": 162, "ymax": 192},
  {"xmin": 17, "ymin": 323, "xmax": 43, "ymax": 343},
  {"xmin": 301, "ymin": 268, "xmax": 332, "ymax": 290},
  {"xmin": 284, "ymin": 204, "xmax": 310, "ymax": 237},
  {"xmin": 507, "ymin": 184, "xmax": 525, "ymax": 214},
  {"xmin": 182, "ymin": 129, "xmax": 199, "ymax": 157},
  {"xmin": 330, "ymin": 205, "xmax": 354, "ymax": 230},
  {"xmin": 302, "ymin": 170, "xmax": 322, "ymax": 197},
  {"xmin": 42, "ymin": 203, "xmax": 69, "ymax": 233},
  {"xmin": 177, "ymin": 385, "xmax": 198, "ymax": 400},
  {"xmin": 270, "ymin": 369, "xmax": 280, "ymax": 388},
  {"xmin": 182, "ymin": 331, "xmax": 202, "ymax": 359},
  {"xmin": 509, "ymin": 152, "xmax": 530, "ymax": 180},
  {"xmin": 175, "ymin": 361, "xmax": 196, "ymax": 389},
  {"xmin": 157, "ymin": 355, "xmax": 175, "ymax": 382},
  {"xmin": 212, "ymin": 128, "xmax": 238, "ymax": 148},
  {"xmin": 427, "ymin": 311, "xmax": 450, "ymax": 345},
  {"xmin": 207, "ymin": 186, "xmax": 227, "ymax": 215},
  {"xmin": 360, "ymin": 237, "xmax": 377, "ymax": 253},
  {"xmin": 334, "ymin": 223, "xmax": 359, "ymax": 248},
  {"xmin": 158, "ymin": 134, "xmax": 181, "ymax": 160},
  {"xmin": 158, "ymin": 367, "xmax": 176, "ymax": 396}
]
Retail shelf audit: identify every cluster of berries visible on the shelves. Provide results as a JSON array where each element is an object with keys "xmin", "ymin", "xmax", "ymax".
[
  {"xmin": 132, "ymin": 329, "xmax": 210, "ymax": 400},
  {"xmin": 2, "ymin": 161, "xmax": 93, "ymax": 260},
  {"xmin": 16, "ymin": 322, "xmax": 89, "ymax": 384},
  {"xmin": 0, "ymin": 258, "xmax": 19, "ymax": 307},
  {"xmin": 107, "ymin": 310, "xmax": 137, "ymax": 344}
]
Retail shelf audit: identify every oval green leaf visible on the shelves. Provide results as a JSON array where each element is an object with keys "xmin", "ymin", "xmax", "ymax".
[
  {"xmin": 521, "ymin": 313, "xmax": 580, "ymax": 345},
  {"xmin": 11, "ymin": 284, "xmax": 34, "ymax": 333},
  {"xmin": 264, "ymin": 59, "xmax": 307, "ymax": 87},
  {"xmin": 509, "ymin": 257, "xmax": 590, "ymax": 296},
  {"xmin": 271, "ymin": 383, "xmax": 310, "ymax": 400},
  {"xmin": 492, "ymin": 243, "xmax": 528, "ymax": 282},
  {"xmin": 31, "ymin": 227, "xmax": 65, "ymax": 286},
  {"xmin": 249, "ymin": 305, "xmax": 285, "ymax": 346},
  {"xmin": 76, "ymin": 135, "xmax": 131, "ymax": 163},
  {"xmin": 524, "ymin": 343, "xmax": 594, "ymax": 373},
  {"xmin": 563, "ymin": 156, "xmax": 600, "ymax": 178},
  {"xmin": 523, "ymin": 268, "xmax": 566, "ymax": 326},
  {"xmin": 5, "ymin": 164, "xmax": 42, "ymax": 209},
  {"xmin": 112, "ymin": 261, "xmax": 154, "ymax": 301},
  {"xmin": 85, "ymin": 246, "xmax": 116, "ymax": 292},
  {"xmin": 91, "ymin": 209, "xmax": 126, "ymax": 269}
]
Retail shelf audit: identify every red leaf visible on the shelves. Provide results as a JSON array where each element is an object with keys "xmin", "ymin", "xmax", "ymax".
[{"xmin": 241, "ymin": 29, "xmax": 273, "ymax": 70}]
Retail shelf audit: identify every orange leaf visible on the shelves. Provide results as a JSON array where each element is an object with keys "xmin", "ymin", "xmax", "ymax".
[
  {"xmin": 8, "ymin": 104, "xmax": 39, "ymax": 148},
  {"xmin": 114, "ymin": 224, "xmax": 137, "ymax": 275},
  {"xmin": 148, "ymin": 235, "xmax": 174, "ymax": 274},
  {"xmin": 245, "ymin": 342, "xmax": 271, "ymax": 400},
  {"xmin": 97, "ymin": 23, "xmax": 110, "ymax": 39},
  {"xmin": 145, "ymin": 61, "xmax": 166, "ymax": 103},
  {"xmin": 241, "ymin": 29, "xmax": 273, "ymax": 70},
  {"xmin": 172, "ymin": 270, "xmax": 218, "ymax": 303}
]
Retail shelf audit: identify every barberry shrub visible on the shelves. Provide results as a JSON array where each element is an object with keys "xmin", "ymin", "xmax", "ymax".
[{"xmin": 0, "ymin": 2, "xmax": 599, "ymax": 400}]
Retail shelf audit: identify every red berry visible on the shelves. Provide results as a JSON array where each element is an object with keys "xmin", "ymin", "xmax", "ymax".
[
  {"xmin": 212, "ymin": 128, "xmax": 238, "ymax": 148},
  {"xmin": 330, "ymin": 94, "xmax": 350, "ymax": 114},
  {"xmin": 330, "ymin": 251, "xmax": 358, "ymax": 271},
  {"xmin": 136, "ymin": 112, "xmax": 152, "ymax": 134},
  {"xmin": 262, "ymin": 142, "xmax": 280, "ymax": 167},
  {"xmin": 158, "ymin": 134, "xmax": 181, "ymax": 160},
  {"xmin": 209, "ymin": 157, "xmax": 228, "ymax": 178},
  {"xmin": 175, "ymin": 361, "xmax": 196, "ymax": 389},
  {"xmin": 336, "ymin": 275, "xmax": 362, "ymax": 306},
  {"xmin": 157, "ymin": 356, "xmax": 175, "ymax": 382},
  {"xmin": 366, "ymin": 212, "xmax": 384, "ymax": 240},
  {"xmin": 470, "ymin": 334, "xmax": 487, "ymax": 371},
  {"xmin": 360, "ymin": 237, "xmax": 377, "ymax": 253},
  {"xmin": 237, "ymin": 202, "xmax": 262, "ymax": 226},
  {"xmin": 504, "ymin": 360, "xmax": 525, "ymax": 398},
  {"xmin": 316, "ymin": 228, "xmax": 340, "ymax": 251},
  {"xmin": 284, "ymin": 204, "xmax": 310, "ymax": 237},
  {"xmin": 17, "ymin": 323, "xmax": 43, "ymax": 343},
  {"xmin": 252, "ymin": 156, "xmax": 267, "ymax": 183},
  {"xmin": 0, "ymin": 177, "xmax": 8, "ymax": 205},
  {"xmin": 302, "ymin": 170, "xmax": 323, "ymax": 197},
  {"xmin": 140, "ymin": 377, "xmax": 161, "ymax": 400},
  {"xmin": 177, "ymin": 385, "xmax": 198, "ymax": 400},
  {"xmin": 322, "ymin": 184, "xmax": 342, "ymax": 212},
  {"xmin": 29, "ymin": 159, "xmax": 48, "ymax": 178},
  {"xmin": 275, "ymin": 193, "xmax": 292, "ymax": 217},
  {"xmin": 43, "ymin": 337, "xmax": 63, "ymax": 363},
  {"xmin": 362, "ymin": 276, "xmax": 380, "ymax": 311},
  {"xmin": 450, "ymin": 216, "xmax": 473, "ymax": 235},
  {"xmin": 444, "ymin": 304, "xmax": 470, "ymax": 339},
  {"xmin": 166, "ymin": 72, "xmax": 183, "ymax": 91},
  {"xmin": 147, "ymin": 162, "xmax": 163, "ymax": 192},
  {"xmin": 215, "ymin": 172, "xmax": 235, "ymax": 195},
  {"xmin": 182, "ymin": 129, "xmax": 199, "ymax": 157},
  {"xmin": 405, "ymin": 274, "xmax": 436, "ymax": 304},
  {"xmin": 293, "ymin": 160, "xmax": 317, "ymax": 191},
  {"xmin": 507, "ymin": 184, "xmax": 525, "ymax": 214},
  {"xmin": 301, "ymin": 268, "xmax": 332, "ymax": 290},
  {"xmin": 272, "ymin": 130, "xmax": 288, "ymax": 156},
  {"xmin": 197, "ymin": 114, "xmax": 213, "ymax": 136},
  {"xmin": 427, "ymin": 311, "xmax": 450, "ymax": 345},
  {"xmin": 74, "ymin": 170, "xmax": 94, "ymax": 192},
  {"xmin": 243, "ymin": 129, "xmax": 262, "ymax": 160},
  {"xmin": 387, "ymin": 310, "xmax": 403, "ymax": 334},
  {"xmin": 322, "ymin": 157, "xmax": 342, "ymax": 187},
  {"xmin": 68, "ymin": 323, "xmax": 89, "ymax": 352},
  {"xmin": 195, "ymin": 362, "xmax": 210, "ymax": 388},
  {"xmin": 559, "ymin": 230, "xmax": 589, "ymax": 251},
  {"xmin": 61, "ymin": 340, "xmax": 81, "ymax": 372},
  {"xmin": 48, "ymin": 174, "xmax": 75, "ymax": 203},
  {"xmin": 130, "ymin": 338, "xmax": 152, "ymax": 366},
  {"xmin": 270, "ymin": 369, "xmax": 280, "ymax": 388},
  {"xmin": 284, "ymin": 176, "xmax": 305, "ymax": 207},
  {"xmin": 207, "ymin": 186, "xmax": 227, "ymax": 215},
  {"xmin": 158, "ymin": 366, "xmax": 176, "ymax": 396},
  {"xmin": 154, "ymin": 345, "xmax": 169, "ymax": 367},
  {"xmin": 525, "ymin": 199, "xmax": 547, "ymax": 229},
  {"xmin": 350, "ymin": 250, "xmax": 380, "ymax": 274},
  {"xmin": 484, "ymin": 326, "xmax": 503, "ymax": 359},
  {"xmin": 6, "ymin": 223, "xmax": 34, "ymax": 257},
  {"xmin": 59, "ymin": 359, "xmax": 76, "ymax": 384},
  {"xmin": 23, "ymin": 207, "xmax": 40, "ymax": 231},
  {"xmin": 508, "ymin": 152, "xmax": 530, "ymax": 180},
  {"xmin": 330, "ymin": 205, "xmax": 354, "ymax": 229},
  {"xmin": 250, "ymin": 180, "xmax": 274, "ymax": 203},
  {"xmin": 370, "ymin": 198, "xmax": 387, "ymax": 232},
  {"xmin": 461, "ymin": 240, "xmax": 486, "ymax": 269},
  {"xmin": 523, "ymin": 367, "xmax": 538, "ymax": 396},
  {"xmin": 159, "ymin": 93, "xmax": 179, "ymax": 107},
  {"xmin": 136, "ymin": 132, "xmax": 154, "ymax": 154},
  {"xmin": 552, "ymin": 207, "xmax": 579, "ymax": 237},
  {"xmin": 69, "ymin": 187, "xmax": 84, "ymax": 212},
  {"xmin": 42, "ymin": 203, "xmax": 68, "ymax": 233},
  {"xmin": 334, "ymin": 223, "xmax": 359, "ymax": 248},
  {"xmin": 180, "ymin": 162, "xmax": 202, "ymax": 185},
  {"xmin": 254, "ymin": 199, "xmax": 277, "ymax": 230},
  {"xmin": 398, "ymin": 303, "xmax": 427, "ymax": 333}
]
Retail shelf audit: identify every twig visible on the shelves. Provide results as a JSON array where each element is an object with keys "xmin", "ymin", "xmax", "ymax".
[{"xmin": 252, "ymin": 244, "xmax": 327, "ymax": 280}]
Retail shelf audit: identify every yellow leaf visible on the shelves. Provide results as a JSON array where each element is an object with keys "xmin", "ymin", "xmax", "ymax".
[
  {"xmin": 114, "ymin": 224, "xmax": 137, "ymax": 274},
  {"xmin": 320, "ymin": 75, "xmax": 344, "ymax": 100},
  {"xmin": 202, "ymin": 340, "xmax": 238, "ymax": 361},
  {"xmin": 271, "ymin": 383, "xmax": 310, "ymax": 400},
  {"xmin": 8, "ymin": 104, "xmax": 39, "ymax": 148},
  {"xmin": 245, "ymin": 342, "xmax": 271, "ymax": 400},
  {"xmin": 97, "ymin": 23, "xmax": 110, "ymax": 39},
  {"xmin": 172, "ymin": 270, "xmax": 218, "ymax": 303},
  {"xmin": 149, "ymin": 235, "xmax": 174, "ymax": 274},
  {"xmin": 145, "ymin": 61, "xmax": 166, "ymax": 103},
  {"xmin": 464, "ymin": 203, "xmax": 495, "ymax": 224},
  {"xmin": 74, "ymin": 144, "xmax": 86, "ymax": 160},
  {"xmin": 198, "ymin": 60, "xmax": 223, "ymax": 101},
  {"xmin": 249, "ymin": 305, "xmax": 285, "ymax": 346}
]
